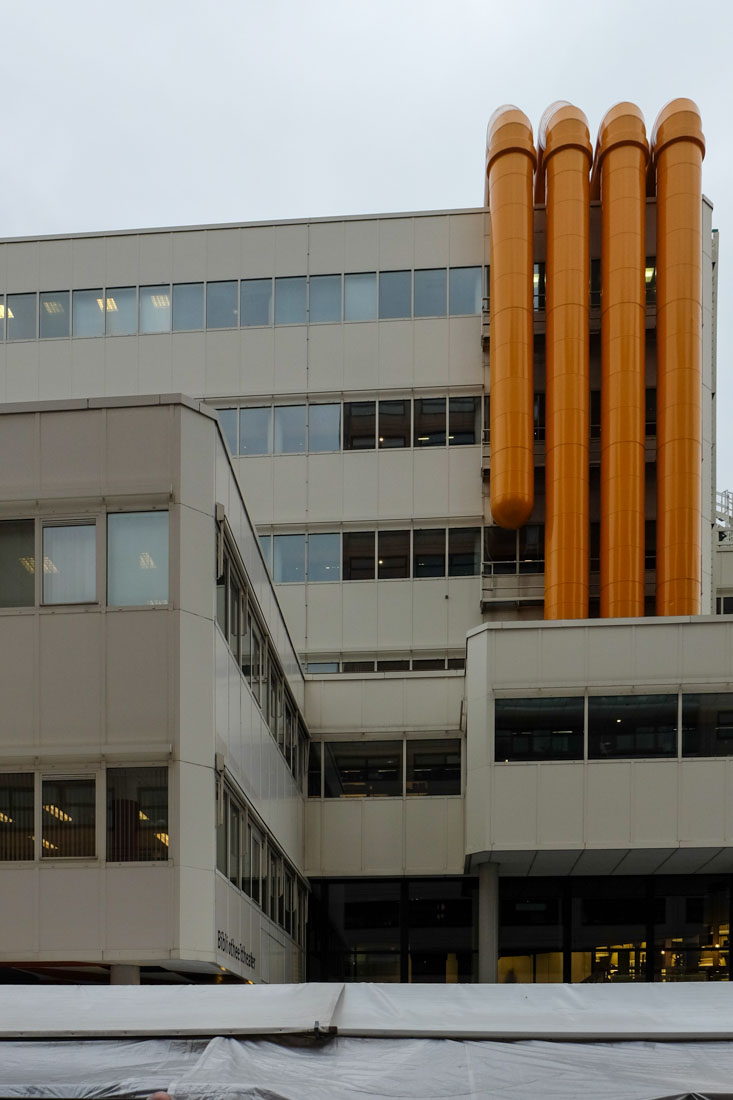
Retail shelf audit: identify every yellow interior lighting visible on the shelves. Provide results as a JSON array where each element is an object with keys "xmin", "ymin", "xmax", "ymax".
[{"xmin": 43, "ymin": 804, "xmax": 72, "ymax": 822}]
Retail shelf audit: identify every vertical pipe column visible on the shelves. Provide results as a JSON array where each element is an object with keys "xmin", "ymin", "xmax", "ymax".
[
  {"xmin": 541, "ymin": 104, "xmax": 592, "ymax": 619},
  {"xmin": 487, "ymin": 106, "xmax": 536, "ymax": 530},
  {"xmin": 652, "ymin": 99, "xmax": 705, "ymax": 616},
  {"xmin": 596, "ymin": 104, "xmax": 649, "ymax": 617}
]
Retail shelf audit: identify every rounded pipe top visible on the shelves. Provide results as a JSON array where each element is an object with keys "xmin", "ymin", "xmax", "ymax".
[
  {"xmin": 486, "ymin": 105, "xmax": 537, "ymax": 174},
  {"xmin": 596, "ymin": 102, "xmax": 649, "ymax": 166},
  {"xmin": 539, "ymin": 101, "xmax": 592, "ymax": 164},
  {"xmin": 651, "ymin": 98, "xmax": 705, "ymax": 160}
]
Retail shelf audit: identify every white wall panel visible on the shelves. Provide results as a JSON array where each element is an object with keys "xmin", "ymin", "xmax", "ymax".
[
  {"xmin": 448, "ymin": 318, "xmax": 483, "ymax": 386},
  {"xmin": 308, "ymin": 221, "xmax": 345, "ymax": 274},
  {"xmin": 240, "ymin": 327, "xmax": 275, "ymax": 395},
  {"xmin": 241, "ymin": 226, "xmax": 275, "ymax": 277},
  {"xmin": 39, "ymin": 239, "xmax": 72, "ymax": 290},
  {"xmin": 679, "ymin": 760, "xmax": 726, "ymax": 843},
  {"xmin": 361, "ymin": 799, "xmax": 403, "ymax": 873},
  {"xmin": 105, "ymin": 234, "xmax": 139, "ymax": 284},
  {"xmin": 38, "ymin": 867, "xmax": 103, "ymax": 956},
  {"xmin": 630, "ymin": 761, "xmax": 678, "ymax": 846},
  {"xmin": 414, "ymin": 216, "xmax": 450, "ymax": 268},
  {"xmin": 306, "ymin": 324, "xmax": 344, "ymax": 392},
  {"xmin": 204, "ymin": 330, "xmax": 240, "ymax": 396},
  {"xmin": 378, "ymin": 218, "xmax": 414, "ymax": 269},
  {"xmin": 537, "ymin": 765, "xmax": 584, "ymax": 846},
  {"xmin": 377, "ymin": 582, "xmax": 413, "ymax": 648},
  {"xmin": 71, "ymin": 236, "xmax": 106, "ymax": 287},
  {"xmin": 413, "ymin": 319, "xmax": 449, "ymax": 388},
  {"xmin": 343, "ymin": 323, "xmax": 378, "ymax": 390},
  {"xmin": 342, "ymin": 454, "xmax": 378, "ymax": 521},
  {"xmin": 378, "ymin": 450, "xmax": 414, "ymax": 518},
  {"xmin": 5, "ymin": 343, "xmax": 41, "ymax": 403},
  {"xmin": 40, "ymin": 613, "xmax": 103, "ymax": 745},
  {"xmin": 273, "ymin": 326, "xmax": 308, "ymax": 393},
  {"xmin": 585, "ymin": 763, "xmax": 631, "ymax": 847},
  {"xmin": 0, "ymin": 868, "xmax": 37, "ymax": 955},
  {"xmin": 139, "ymin": 334, "xmax": 173, "ymax": 395},
  {"xmin": 413, "ymin": 448, "xmax": 449, "ymax": 517},
  {"xmin": 105, "ymin": 866, "xmax": 172, "ymax": 954},
  {"xmin": 205, "ymin": 229, "xmax": 241, "ymax": 280},
  {"xmin": 171, "ymin": 230, "xmax": 207, "ymax": 281},
  {"xmin": 378, "ymin": 322, "xmax": 414, "ymax": 389},
  {"xmin": 71, "ymin": 339, "xmax": 107, "ymax": 399},
  {"xmin": 345, "ymin": 220, "xmax": 379, "ymax": 272},
  {"xmin": 274, "ymin": 224, "xmax": 309, "ymax": 275},
  {"xmin": 104, "ymin": 336, "xmax": 140, "ymax": 397},
  {"xmin": 138, "ymin": 234, "xmax": 172, "ymax": 282},
  {"xmin": 305, "ymin": 454, "xmax": 344, "ymax": 522},
  {"xmin": 6, "ymin": 241, "xmax": 40, "ymax": 290},
  {"xmin": 341, "ymin": 584, "xmax": 378, "ymax": 651},
  {"xmin": 448, "ymin": 213, "xmax": 483, "ymax": 266},
  {"xmin": 320, "ymin": 800, "xmax": 362, "ymax": 873},
  {"xmin": 271, "ymin": 455, "xmax": 308, "ymax": 522}
]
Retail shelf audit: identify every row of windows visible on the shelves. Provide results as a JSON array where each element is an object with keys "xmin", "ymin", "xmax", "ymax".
[
  {"xmin": 217, "ymin": 397, "xmax": 481, "ymax": 455},
  {"xmin": 0, "ymin": 512, "xmax": 168, "ymax": 609},
  {"xmin": 0, "ymin": 768, "xmax": 168, "ymax": 861},
  {"xmin": 533, "ymin": 259, "xmax": 658, "ymax": 312},
  {"xmin": 305, "ymin": 655, "xmax": 465, "ymax": 675},
  {"xmin": 259, "ymin": 527, "xmax": 481, "ymax": 584},
  {"xmin": 307, "ymin": 738, "xmax": 462, "ymax": 798},
  {"xmin": 495, "ymin": 693, "xmax": 733, "ymax": 762},
  {"xmin": 216, "ymin": 784, "xmax": 306, "ymax": 946},
  {"xmin": 216, "ymin": 531, "xmax": 308, "ymax": 787},
  {"xmin": 0, "ymin": 267, "xmax": 483, "ymax": 342},
  {"xmin": 484, "ymin": 522, "xmax": 658, "ymax": 575},
  {"xmin": 716, "ymin": 595, "xmax": 733, "ymax": 615}
]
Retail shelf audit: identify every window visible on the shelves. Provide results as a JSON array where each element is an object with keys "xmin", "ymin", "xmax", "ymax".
[
  {"xmin": 307, "ymin": 662, "xmax": 339, "ymax": 673},
  {"xmin": 324, "ymin": 741, "xmax": 402, "ymax": 797},
  {"xmin": 534, "ymin": 262, "xmax": 546, "ymax": 310},
  {"xmin": 42, "ymin": 523, "xmax": 96, "ymax": 604},
  {"xmin": 448, "ymin": 397, "xmax": 479, "ymax": 445},
  {"xmin": 7, "ymin": 293, "xmax": 37, "ymax": 340},
  {"xmin": 413, "ymin": 529, "xmax": 445, "ymax": 578},
  {"xmin": 378, "ymin": 400, "xmax": 411, "ymax": 448},
  {"xmin": 139, "ymin": 285, "xmax": 171, "ymax": 333},
  {"xmin": 308, "ymin": 533, "xmax": 340, "ymax": 582},
  {"xmin": 495, "ymin": 697, "xmax": 584, "ymax": 761},
  {"xmin": 682, "ymin": 693, "xmax": 733, "ymax": 757},
  {"xmin": 414, "ymin": 398, "xmax": 446, "ymax": 446},
  {"xmin": 379, "ymin": 271, "xmax": 411, "ymax": 319},
  {"xmin": 40, "ymin": 292, "xmax": 70, "ymax": 339},
  {"xmin": 449, "ymin": 267, "xmax": 482, "ymax": 315},
  {"xmin": 0, "ymin": 520, "xmax": 35, "ymax": 607},
  {"xmin": 273, "ymin": 534, "xmax": 305, "ymax": 583},
  {"xmin": 485, "ymin": 526, "xmax": 519, "ymax": 574},
  {"xmin": 378, "ymin": 530, "xmax": 410, "ymax": 579},
  {"xmin": 588, "ymin": 694, "xmax": 677, "ymax": 759},
  {"xmin": 448, "ymin": 527, "xmax": 480, "ymax": 577},
  {"xmin": 344, "ymin": 401, "xmax": 376, "ymax": 450},
  {"xmin": 73, "ymin": 289, "xmax": 105, "ymax": 337},
  {"xmin": 309, "ymin": 404, "xmax": 340, "ymax": 451},
  {"xmin": 0, "ymin": 773, "xmax": 34, "ymax": 860},
  {"xmin": 106, "ymin": 767, "xmax": 168, "ymax": 861},
  {"xmin": 274, "ymin": 405, "xmax": 306, "ymax": 453},
  {"xmin": 240, "ymin": 407, "xmax": 272, "ymax": 454},
  {"xmin": 241, "ymin": 279, "xmax": 272, "ymax": 327},
  {"xmin": 519, "ymin": 524, "xmax": 544, "ymax": 573},
  {"xmin": 406, "ymin": 739, "xmax": 461, "ymax": 794},
  {"xmin": 344, "ymin": 273, "xmax": 377, "ymax": 321},
  {"xmin": 107, "ymin": 512, "xmax": 168, "ymax": 606},
  {"xmin": 41, "ymin": 775, "xmax": 95, "ymax": 858},
  {"xmin": 229, "ymin": 797, "xmax": 240, "ymax": 888},
  {"xmin": 275, "ymin": 277, "xmax": 306, "ymax": 325},
  {"xmin": 309, "ymin": 275, "xmax": 341, "ymax": 323},
  {"xmin": 414, "ymin": 269, "xmax": 446, "ymax": 317},
  {"xmin": 172, "ymin": 283, "xmax": 204, "ymax": 330},
  {"xmin": 206, "ymin": 281, "xmax": 238, "ymax": 328},
  {"xmin": 105, "ymin": 287, "xmax": 137, "ymax": 336},
  {"xmin": 645, "ymin": 257, "xmax": 656, "ymax": 305},
  {"xmin": 0, "ymin": 295, "xmax": 5, "ymax": 340},
  {"xmin": 377, "ymin": 659, "xmax": 410, "ymax": 672},
  {"xmin": 217, "ymin": 408, "xmax": 238, "ymax": 454}
]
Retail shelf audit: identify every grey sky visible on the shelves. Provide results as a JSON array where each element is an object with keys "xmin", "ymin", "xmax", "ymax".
[{"xmin": 4, "ymin": 0, "xmax": 731, "ymax": 487}]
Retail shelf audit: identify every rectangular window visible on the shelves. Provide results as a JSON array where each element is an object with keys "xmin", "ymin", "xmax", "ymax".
[
  {"xmin": 534, "ymin": 262, "xmax": 547, "ymax": 311},
  {"xmin": 72, "ymin": 289, "xmax": 105, "ymax": 337},
  {"xmin": 413, "ymin": 529, "xmax": 445, "ymax": 578},
  {"xmin": 42, "ymin": 524, "xmax": 96, "ymax": 604},
  {"xmin": 139, "ymin": 285, "xmax": 171, "ymax": 333},
  {"xmin": 105, "ymin": 287, "xmax": 137, "ymax": 336},
  {"xmin": 274, "ymin": 277, "xmax": 306, "ymax": 325},
  {"xmin": 518, "ymin": 524, "xmax": 544, "ymax": 574},
  {"xmin": 448, "ymin": 396, "xmax": 480, "ymax": 445},
  {"xmin": 344, "ymin": 272, "xmax": 377, "ymax": 321},
  {"xmin": 344, "ymin": 401, "xmax": 376, "ymax": 450},
  {"xmin": 241, "ymin": 279, "xmax": 273, "ymax": 326},
  {"xmin": 495, "ymin": 697, "xmax": 585, "ymax": 762},
  {"xmin": 682, "ymin": 693, "xmax": 733, "ymax": 757},
  {"xmin": 485, "ymin": 526, "xmax": 517, "ymax": 574},
  {"xmin": 7, "ymin": 293, "xmax": 37, "ymax": 340},
  {"xmin": 273, "ymin": 534, "xmax": 305, "ymax": 583},
  {"xmin": 309, "ymin": 275, "xmax": 341, "ymax": 323},
  {"xmin": 414, "ymin": 398, "xmax": 446, "ymax": 446},
  {"xmin": 343, "ymin": 531, "xmax": 375, "ymax": 580},
  {"xmin": 0, "ymin": 520, "xmax": 35, "ymax": 607},
  {"xmin": 217, "ymin": 408, "xmax": 238, "ymax": 454},
  {"xmin": 107, "ymin": 512, "xmax": 168, "ymax": 606},
  {"xmin": 106, "ymin": 766, "xmax": 168, "ymax": 861},
  {"xmin": 172, "ymin": 283, "xmax": 204, "ymax": 330},
  {"xmin": 414, "ymin": 269, "xmax": 446, "ymax": 317},
  {"xmin": 40, "ymin": 291, "xmax": 70, "ymax": 339},
  {"xmin": 0, "ymin": 773, "xmax": 34, "ymax": 860},
  {"xmin": 324, "ymin": 740, "xmax": 402, "ymax": 797},
  {"xmin": 228, "ymin": 797, "xmax": 240, "ymax": 888},
  {"xmin": 378, "ymin": 530, "xmax": 410, "ymax": 579},
  {"xmin": 308, "ymin": 403, "xmax": 340, "ymax": 451},
  {"xmin": 378, "ymin": 400, "xmax": 411, "ymax": 448},
  {"xmin": 588, "ymin": 694, "xmax": 678, "ymax": 759},
  {"xmin": 308, "ymin": 533, "xmax": 340, "ymax": 582},
  {"xmin": 406, "ymin": 739, "xmax": 461, "ymax": 795},
  {"xmin": 251, "ymin": 824, "xmax": 262, "ymax": 904},
  {"xmin": 307, "ymin": 662, "xmax": 339, "ymax": 673},
  {"xmin": 42, "ymin": 776, "xmax": 95, "ymax": 858},
  {"xmin": 240, "ymin": 407, "xmax": 272, "ymax": 454},
  {"xmin": 206, "ymin": 280, "xmax": 238, "ymax": 328},
  {"xmin": 377, "ymin": 659, "xmax": 410, "ymax": 672},
  {"xmin": 448, "ymin": 527, "xmax": 480, "ymax": 577},
  {"xmin": 449, "ymin": 267, "xmax": 482, "ymax": 315},
  {"xmin": 273, "ymin": 405, "xmax": 307, "ymax": 453},
  {"xmin": 379, "ymin": 270, "xmax": 411, "ymax": 319}
]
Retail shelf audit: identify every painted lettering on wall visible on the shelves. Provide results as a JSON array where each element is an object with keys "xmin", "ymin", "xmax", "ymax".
[{"xmin": 217, "ymin": 930, "xmax": 256, "ymax": 970}]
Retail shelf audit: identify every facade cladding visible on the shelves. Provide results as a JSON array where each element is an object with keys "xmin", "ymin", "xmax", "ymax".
[{"xmin": 0, "ymin": 97, "xmax": 730, "ymax": 986}]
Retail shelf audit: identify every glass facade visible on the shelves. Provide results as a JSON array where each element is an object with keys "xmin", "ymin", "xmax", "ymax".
[{"xmin": 107, "ymin": 512, "xmax": 169, "ymax": 606}]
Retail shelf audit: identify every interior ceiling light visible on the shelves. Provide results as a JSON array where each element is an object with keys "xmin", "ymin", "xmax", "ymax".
[{"xmin": 155, "ymin": 831, "xmax": 169, "ymax": 846}]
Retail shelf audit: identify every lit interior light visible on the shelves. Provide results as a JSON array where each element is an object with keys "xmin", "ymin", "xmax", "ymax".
[
  {"xmin": 616, "ymin": 718, "xmax": 622, "ymax": 724},
  {"xmin": 155, "ymin": 831, "xmax": 169, "ymax": 846},
  {"xmin": 0, "ymin": 811, "xmax": 13, "ymax": 824},
  {"xmin": 645, "ymin": 266, "xmax": 655, "ymax": 284},
  {"xmin": 378, "ymin": 436, "xmax": 384, "ymax": 442},
  {"xmin": 43, "ymin": 300, "xmax": 64, "ymax": 315},
  {"xmin": 138, "ymin": 810, "xmax": 149, "ymax": 821},
  {"xmin": 139, "ymin": 551, "xmax": 157, "ymax": 570},
  {"xmin": 19, "ymin": 556, "xmax": 36, "ymax": 574},
  {"xmin": 41, "ymin": 838, "xmax": 58, "ymax": 851},
  {"xmin": 417, "ymin": 435, "xmax": 429, "ymax": 441},
  {"xmin": 43, "ymin": 804, "xmax": 72, "ymax": 822},
  {"xmin": 378, "ymin": 559, "xmax": 383, "ymax": 565},
  {"xmin": 150, "ymin": 294, "xmax": 170, "ymax": 308},
  {"xmin": 533, "ymin": 272, "xmax": 540, "ymax": 286}
]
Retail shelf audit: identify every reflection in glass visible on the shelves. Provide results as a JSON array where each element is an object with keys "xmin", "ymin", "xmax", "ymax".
[
  {"xmin": 414, "ymin": 268, "xmax": 446, "ymax": 317},
  {"xmin": 309, "ymin": 275, "xmax": 341, "ymax": 323},
  {"xmin": 7, "ymin": 293, "xmax": 37, "ymax": 340},
  {"xmin": 448, "ymin": 396, "xmax": 479, "ymax": 445},
  {"xmin": 106, "ymin": 766, "xmax": 168, "ymax": 861},
  {"xmin": 105, "ymin": 287, "xmax": 137, "ymax": 336},
  {"xmin": 73, "ymin": 289, "xmax": 105, "ymax": 337},
  {"xmin": 308, "ymin": 741, "xmax": 322, "ymax": 797},
  {"xmin": 309, "ymin": 403, "xmax": 340, "ymax": 451},
  {"xmin": 40, "ymin": 291, "xmax": 70, "ymax": 338},
  {"xmin": 343, "ymin": 531, "xmax": 375, "ymax": 580},
  {"xmin": 378, "ymin": 400, "xmax": 411, "ymax": 448},
  {"xmin": 495, "ymin": 697, "xmax": 584, "ymax": 761},
  {"xmin": 324, "ymin": 740, "xmax": 402, "ymax": 796},
  {"xmin": 485, "ymin": 526, "xmax": 517, "ymax": 574},
  {"xmin": 241, "ymin": 279, "xmax": 272, "ymax": 326},
  {"xmin": 406, "ymin": 739, "xmax": 460, "ymax": 794},
  {"xmin": 0, "ymin": 773, "xmax": 34, "ymax": 860},
  {"xmin": 206, "ymin": 281, "xmax": 238, "ymax": 328},
  {"xmin": 273, "ymin": 534, "xmax": 305, "ymax": 583},
  {"xmin": 308, "ymin": 533, "xmax": 340, "ymax": 582},
  {"xmin": 172, "ymin": 283, "xmax": 204, "ymax": 330},
  {"xmin": 448, "ymin": 527, "xmax": 480, "ymax": 577},
  {"xmin": 413, "ymin": 529, "xmax": 445, "ymax": 577},
  {"xmin": 588, "ymin": 694, "xmax": 677, "ymax": 758},
  {"xmin": 139, "ymin": 285, "xmax": 170, "ymax": 333},
  {"xmin": 240, "ymin": 407, "xmax": 272, "ymax": 454},
  {"xmin": 42, "ymin": 524, "xmax": 96, "ymax": 604},
  {"xmin": 414, "ymin": 398, "xmax": 446, "ymax": 446},
  {"xmin": 217, "ymin": 408, "xmax": 238, "ymax": 453},
  {"xmin": 274, "ymin": 405, "xmax": 306, "ymax": 453},
  {"xmin": 107, "ymin": 512, "xmax": 169, "ymax": 606},
  {"xmin": 41, "ymin": 776, "xmax": 95, "ymax": 858},
  {"xmin": 449, "ymin": 267, "xmax": 482, "ymax": 315},
  {"xmin": 0, "ymin": 520, "xmax": 35, "ymax": 607},
  {"xmin": 682, "ymin": 693, "xmax": 733, "ymax": 757},
  {"xmin": 344, "ymin": 401, "xmax": 376, "ymax": 449},
  {"xmin": 378, "ymin": 530, "xmax": 410, "ymax": 579},
  {"xmin": 275, "ymin": 277, "xmax": 306, "ymax": 325},
  {"xmin": 518, "ymin": 523, "xmax": 544, "ymax": 574},
  {"xmin": 379, "ymin": 270, "xmax": 411, "ymax": 319},
  {"xmin": 344, "ymin": 273, "xmax": 377, "ymax": 321}
]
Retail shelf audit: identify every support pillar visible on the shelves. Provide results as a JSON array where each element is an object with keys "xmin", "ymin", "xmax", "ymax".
[
  {"xmin": 109, "ymin": 964, "xmax": 141, "ymax": 985},
  {"xmin": 478, "ymin": 862, "xmax": 499, "ymax": 982}
]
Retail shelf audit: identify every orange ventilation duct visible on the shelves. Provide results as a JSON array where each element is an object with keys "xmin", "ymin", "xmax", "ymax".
[
  {"xmin": 540, "ymin": 103, "xmax": 592, "ymax": 619},
  {"xmin": 595, "ymin": 103, "xmax": 649, "ymax": 618},
  {"xmin": 486, "ymin": 106, "xmax": 536, "ymax": 529},
  {"xmin": 652, "ymin": 99, "xmax": 705, "ymax": 616}
]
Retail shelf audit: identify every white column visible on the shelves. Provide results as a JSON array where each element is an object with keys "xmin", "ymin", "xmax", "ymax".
[
  {"xmin": 478, "ymin": 862, "xmax": 499, "ymax": 982},
  {"xmin": 109, "ymin": 964, "xmax": 141, "ymax": 985}
]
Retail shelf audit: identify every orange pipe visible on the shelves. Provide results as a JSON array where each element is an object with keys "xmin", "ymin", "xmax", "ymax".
[
  {"xmin": 596, "ymin": 103, "xmax": 649, "ymax": 617},
  {"xmin": 487, "ymin": 106, "xmax": 536, "ymax": 529},
  {"xmin": 652, "ymin": 99, "xmax": 705, "ymax": 616},
  {"xmin": 541, "ymin": 103, "xmax": 592, "ymax": 619}
]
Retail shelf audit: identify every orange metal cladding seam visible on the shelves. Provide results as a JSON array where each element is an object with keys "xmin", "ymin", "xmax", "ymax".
[
  {"xmin": 596, "ymin": 103, "xmax": 649, "ymax": 618},
  {"xmin": 540, "ymin": 103, "xmax": 592, "ymax": 620},
  {"xmin": 652, "ymin": 99, "xmax": 705, "ymax": 616},
  {"xmin": 486, "ymin": 106, "xmax": 536, "ymax": 530}
]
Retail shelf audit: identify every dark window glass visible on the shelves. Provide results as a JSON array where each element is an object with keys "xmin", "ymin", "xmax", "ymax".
[
  {"xmin": 309, "ymin": 404, "xmax": 340, "ymax": 451},
  {"xmin": 207, "ymin": 281, "xmax": 238, "ymax": 328},
  {"xmin": 275, "ymin": 276, "xmax": 306, "ymax": 325},
  {"xmin": 414, "ymin": 268, "xmax": 446, "ymax": 317},
  {"xmin": 378, "ymin": 530, "xmax": 410, "ymax": 579},
  {"xmin": 308, "ymin": 742, "xmax": 322, "ymax": 797},
  {"xmin": 654, "ymin": 876, "xmax": 729, "ymax": 982},
  {"xmin": 645, "ymin": 519, "xmax": 656, "ymax": 570},
  {"xmin": 139, "ymin": 285, "xmax": 171, "ymax": 333},
  {"xmin": 273, "ymin": 534, "xmax": 305, "ymax": 583},
  {"xmin": 229, "ymin": 798, "xmax": 240, "ymax": 888},
  {"xmin": 343, "ymin": 660, "xmax": 376, "ymax": 673},
  {"xmin": 413, "ymin": 529, "xmax": 445, "ymax": 578},
  {"xmin": 216, "ymin": 555, "xmax": 228, "ymax": 635},
  {"xmin": 414, "ymin": 398, "xmax": 446, "ymax": 447},
  {"xmin": 485, "ymin": 526, "xmax": 517, "ymax": 574},
  {"xmin": 413, "ymin": 658, "xmax": 445, "ymax": 670},
  {"xmin": 172, "ymin": 283, "xmax": 204, "ymax": 330},
  {"xmin": 344, "ymin": 273, "xmax": 377, "ymax": 321},
  {"xmin": 645, "ymin": 387, "xmax": 657, "ymax": 436},
  {"xmin": 0, "ymin": 520, "xmax": 35, "ymax": 607},
  {"xmin": 40, "ymin": 291, "xmax": 70, "ymax": 338},
  {"xmin": 518, "ymin": 524, "xmax": 544, "ymax": 573},
  {"xmin": 407, "ymin": 738, "xmax": 461, "ymax": 794},
  {"xmin": 104, "ymin": 288, "xmax": 137, "ymax": 336},
  {"xmin": 590, "ymin": 521, "xmax": 601, "ymax": 572},
  {"xmin": 590, "ymin": 258, "xmax": 601, "ymax": 309},
  {"xmin": 241, "ymin": 279, "xmax": 272, "ymax": 326},
  {"xmin": 449, "ymin": 267, "xmax": 481, "ymax": 315},
  {"xmin": 377, "ymin": 659, "xmax": 410, "ymax": 672},
  {"xmin": 273, "ymin": 405, "xmax": 306, "ymax": 453},
  {"xmin": 217, "ymin": 408, "xmax": 238, "ymax": 453},
  {"xmin": 343, "ymin": 531, "xmax": 375, "ymax": 580},
  {"xmin": 449, "ymin": 527, "xmax": 480, "ymax": 577},
  {"xmin": 324, "ymin": 741, "xmax": 402, "ymax": 797},
  {"xmin": 344, "ymin": 401, "xmax": 376, "ymax": 450},
  {"xmin": 309, "ymin": 275, "xmax": 341, "ymax": 323},
  {"xmin": 571, "ymin": 878, "xmax": 648, "ymax": 984},
  {"xmin": 533, "ymin": 263, "xmax": 546, "ymax": 311},
  {"xmin": 588, "ymin": 694, "xmax": 677, "ymax": 759},
  {"xmin": 378, "ymin": 400, "xmax": 411, "ymax": 448},
  {"xmin": 0, "ymin": 773, "xmax": 34, "ymax": 860},
  {"xmin": 379, "ymin": 271, "xmax": 411, "ymax": 319},
  {"xmin": 645, "ymin": 258, "xmax": 657, "ymax": 305},
  {"xmin": 495, "ymin": 697, "xmax": 584, "ymax": 761},
  {"xmin": 72, "ymin": 289, "xmax": 104, "ymax": 337},
  {"xmin": 7, "ymin": 293, "xmax": 37, "ymax": 340},
  {"xmin": 448, "ymin": 396, "xmax": 479, "ymax": 445},
  {"xmin": 41, "ymin": 776, "xmax": 95, "ymax": 858},
  {"xmin": 725, "ymin": 596, "xmax": 733, "ymax": 615},
  {"xmin": 308, "ymin": 533, "xmax": 340, "ymax": 582},
  {"xmin": 682, "ymin": 693, "xmax": 733, "ymax": 757},
  {"xmin": 534, "ymin": 392, "xmax": 546, "ymax": 441},
  {"xmin": 590, "ymin": 389, "xmax": 601, "ymax": 440},
  {"xmin": 240, "ymin": 407, "xmax": 272, "ymax": 454},
  {"xmin": 447, "ymin": 657, "xmax": 465, "ymax": 670},
  {"xmin": 106, "ymin": 767, "xmax": 168, "ymax": 861}
]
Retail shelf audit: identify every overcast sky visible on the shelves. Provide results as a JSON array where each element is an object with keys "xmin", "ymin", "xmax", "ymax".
[{"xmin": 4, "ymin": 0, "xmax": 732, "ymax": 489}]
